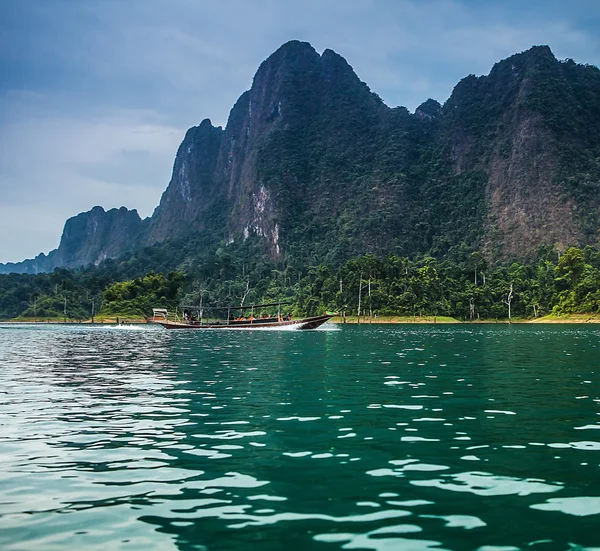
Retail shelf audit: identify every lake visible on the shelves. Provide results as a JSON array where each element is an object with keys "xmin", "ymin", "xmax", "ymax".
[{"xmin": 1, "ymin": 323, "xmax": 599, "ymax": 550}]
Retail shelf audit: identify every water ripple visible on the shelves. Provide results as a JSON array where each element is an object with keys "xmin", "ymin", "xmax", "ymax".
[{"xmin": 1, "ymin": 323, "xmax": 600, "ymax": 550}]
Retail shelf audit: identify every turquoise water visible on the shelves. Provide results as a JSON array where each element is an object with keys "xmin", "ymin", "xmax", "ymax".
[{"xmin": 1, "ymin": 323, "xmax": 599, "ymax": 550}]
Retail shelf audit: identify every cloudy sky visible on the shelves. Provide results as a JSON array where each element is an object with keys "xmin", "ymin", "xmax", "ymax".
[{"xmin": 1, "ymin": 0, "xmax": 599, "ymax": 263}]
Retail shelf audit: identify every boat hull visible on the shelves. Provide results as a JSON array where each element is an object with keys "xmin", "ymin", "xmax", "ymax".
[{"xmin": 150, "ymin": 314, "xmax": 333, "ymax": 330}]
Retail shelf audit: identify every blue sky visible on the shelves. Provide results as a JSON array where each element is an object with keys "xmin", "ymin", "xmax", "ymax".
[{"xmin": 1, "ymin": 0, "xmax": 599, "ymax": 263}]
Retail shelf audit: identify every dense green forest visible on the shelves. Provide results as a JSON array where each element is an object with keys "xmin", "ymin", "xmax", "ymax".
[{"xmin": 1, "ymin": 239, "xmax": 599, "ymax": 321}]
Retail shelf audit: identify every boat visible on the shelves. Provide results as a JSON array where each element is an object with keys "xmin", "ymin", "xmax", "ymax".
[{"xmin": 149, "ymin": 302, "xmax": 334, "ymax": 330}]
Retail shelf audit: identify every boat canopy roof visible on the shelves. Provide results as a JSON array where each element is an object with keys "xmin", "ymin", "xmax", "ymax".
[{"xmin": 181, "ymin": 301, "xmax": 291, "ymax": 311}]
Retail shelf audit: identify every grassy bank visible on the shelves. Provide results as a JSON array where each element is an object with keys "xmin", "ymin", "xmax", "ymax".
[
  {"xmin": 331, "ymin": 314, "xmax": 600, "ymax": 324},
  {"xmin": 2, "ymin": 315, "xmax": 148, "ymax": 324},
  {"xmin": 528, "ymin": 313, "xmax": 600, "ymax": 323},
  {"xmin": 330, "ymin": 315, "xmax": 461, "ymax": 324}
]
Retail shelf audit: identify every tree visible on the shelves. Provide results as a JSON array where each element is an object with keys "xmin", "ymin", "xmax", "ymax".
[{"xmin": 556, "ymin": 247, "xmax": 585, "ymax": 288}]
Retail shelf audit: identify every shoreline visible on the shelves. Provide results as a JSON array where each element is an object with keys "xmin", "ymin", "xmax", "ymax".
[
  {"xmin": 0, "ymin": 317, "xmax": 148, "ymax": 325},
  {"xmin": 3, "ymin": 314, "xmax": 600, "ymax": 325}
]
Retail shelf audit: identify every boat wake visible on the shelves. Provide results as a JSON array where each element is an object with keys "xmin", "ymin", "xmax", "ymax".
[
  {"xmin": 216, "ymin": 324, "xmax": 306, "ymax": 332},
  {"xmin": 316, "ymin": 324, "xmax": 341, "ymax": 331},
  {"xmin": 98, "ymin": 324, "xmax": 150, "ymax": 331},
  {"xmin": 219, "ymin": 323, "xmax": 340, "ymax": 332}
]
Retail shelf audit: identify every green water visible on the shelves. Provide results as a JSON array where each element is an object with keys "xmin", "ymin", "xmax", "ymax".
[{"xmin": 1, "ymin": 323, "xmax": 599, "ymax": 550}]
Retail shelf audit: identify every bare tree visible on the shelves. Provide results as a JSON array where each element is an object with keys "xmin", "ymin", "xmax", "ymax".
[
  {"xmin": 504, "ymin": 282, "xmax": 513, "ymax": 322},
  {"xmin": 357, "ymin": 271, "xmax": 363, "ymax": 324},
  {"xmin": 239, "ymin": 279, "xmax": 251, "ymax": 308},
  {"xmin": 368, "ymin": 276, "xmax": 373, "ymax": 320}
]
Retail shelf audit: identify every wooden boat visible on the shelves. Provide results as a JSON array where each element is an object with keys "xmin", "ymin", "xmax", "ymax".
[{"xmin": 149, "ymin": 302, "xmax": 334, "ymax": 330}]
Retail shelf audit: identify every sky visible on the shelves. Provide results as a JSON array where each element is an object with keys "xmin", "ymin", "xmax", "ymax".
[{"xmin": 1, "ymin": 0, "xmax": 599, "ymax": 264}]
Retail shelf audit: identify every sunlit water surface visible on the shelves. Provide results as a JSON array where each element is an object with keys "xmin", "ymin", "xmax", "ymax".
[{"xmin": 1, "ymin": 323, "xmax": 599, "ymax": 550}]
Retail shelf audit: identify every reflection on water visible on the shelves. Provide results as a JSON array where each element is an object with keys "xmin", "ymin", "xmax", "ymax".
[{"xmin": 0, "ymin": 323, "xmax": 599, "ymax": 550}]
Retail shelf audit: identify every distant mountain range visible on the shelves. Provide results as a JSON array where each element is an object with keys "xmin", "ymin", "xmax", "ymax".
[{"xmin": 2, "ymin": 41, "xmax": 599, "ymax": 274}]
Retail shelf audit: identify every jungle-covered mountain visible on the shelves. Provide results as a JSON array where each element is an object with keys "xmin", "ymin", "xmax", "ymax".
[{"xmin": 2, "ymin": 40, "xmax": 600, "ymax": 275}]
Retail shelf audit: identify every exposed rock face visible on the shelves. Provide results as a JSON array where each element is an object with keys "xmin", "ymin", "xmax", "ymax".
[
  {"xmin": 52, "ymin": 206, "xmax": 148, "ymax": 269},
  {"xmin": 148, "ymin": 119, "xmax": 223, "ymax": 244},
  {"xmin": 0, "ymin": 206, "xmax": 147, "ymax": 274},
  {"xmin": 3, "ymin": 41, "xmax": 600, "ymax": 273},
  {"xmin": 442, "ymin": 45, "xmax": 600, "ymax": 260},
  {"xmin": 484, "ymin": 114, "xmax": 577, "ymax": 258}
]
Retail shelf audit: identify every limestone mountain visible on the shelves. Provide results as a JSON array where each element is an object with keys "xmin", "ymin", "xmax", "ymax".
[
  {"xmin": 148, "ymin": 41, "xmax": 391, "ymax": 261},
  {"xmin": 441, "ymin": 45, "xmax": 600, "ymax": 259},
  {"xmin": 148, "ymin": 41, "xmax": 423, "ymax": 264},
  {"xmin": 53, "ymin": 206, "xmax": 148, "ymax": 268},
  {"xmin": 148, "ymin": 119, "xmax": 223, "ymax": 244},
  {"xmin": 2, "ymin": 41, "xmax": 599, "ymax": 274},
  {"xmin": 145, "ymin": 41, "xmax": 600, "ymax": 265},
  {"xmin": 1, "ymin": 207, "xmax": 147, "ymax": 274}
]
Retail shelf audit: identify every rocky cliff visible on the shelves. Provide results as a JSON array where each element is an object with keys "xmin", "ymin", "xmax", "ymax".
[
  {"xmin": 148, "ymin": 119, "xmax": 223, "ymax": 244},
  {"xmin": 53, "ymin": 206, "xmax": 148, "ymax": 268},
  {"xmin": 1, "ymin": 206, "xmax": 147, "ymax": 273},
  {"xmin": 148, "ymin": 41, "xmax": 390, "ymax": 260},
  {"xmin": 2, "ymin": 41, "xmax": 599, "ymax": 274},
  {"xmin": 146, "ymin": 41, "xmax": 600, "ymax": 265},
  {"xmin": 441, "ymin": 45, "xmax": 600, "ymax": 259}
]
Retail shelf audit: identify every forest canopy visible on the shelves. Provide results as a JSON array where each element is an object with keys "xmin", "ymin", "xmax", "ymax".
[{"xmin": 2, "ymin": 242, "xmax": 599, "ymax": 321}]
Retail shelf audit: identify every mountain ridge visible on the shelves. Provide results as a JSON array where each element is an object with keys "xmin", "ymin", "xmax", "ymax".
[{"xmin": 2, "ymin": 41, "xmax": 599, "ymax": 274}]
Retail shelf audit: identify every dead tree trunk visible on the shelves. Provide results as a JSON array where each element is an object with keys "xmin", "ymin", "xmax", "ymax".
[
  {"xmin": 240, "ymin": 280, "xmax": 250, "ymax": 308},
  {"xmin": 368, "ymin": 276, "xmax": 372, "ymax": 320},
  {"xmin": 357, "ymin": 271, "xmax": 363, "ymax": 324},
  {"xmin": 504, "ymin": 282, "xmax": 513, "ymax": 323}
]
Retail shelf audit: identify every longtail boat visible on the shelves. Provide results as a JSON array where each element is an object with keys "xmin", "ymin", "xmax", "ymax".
[{"xmin": 149, "ymin": 302, "xmax": 333, "ymax": 330}]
